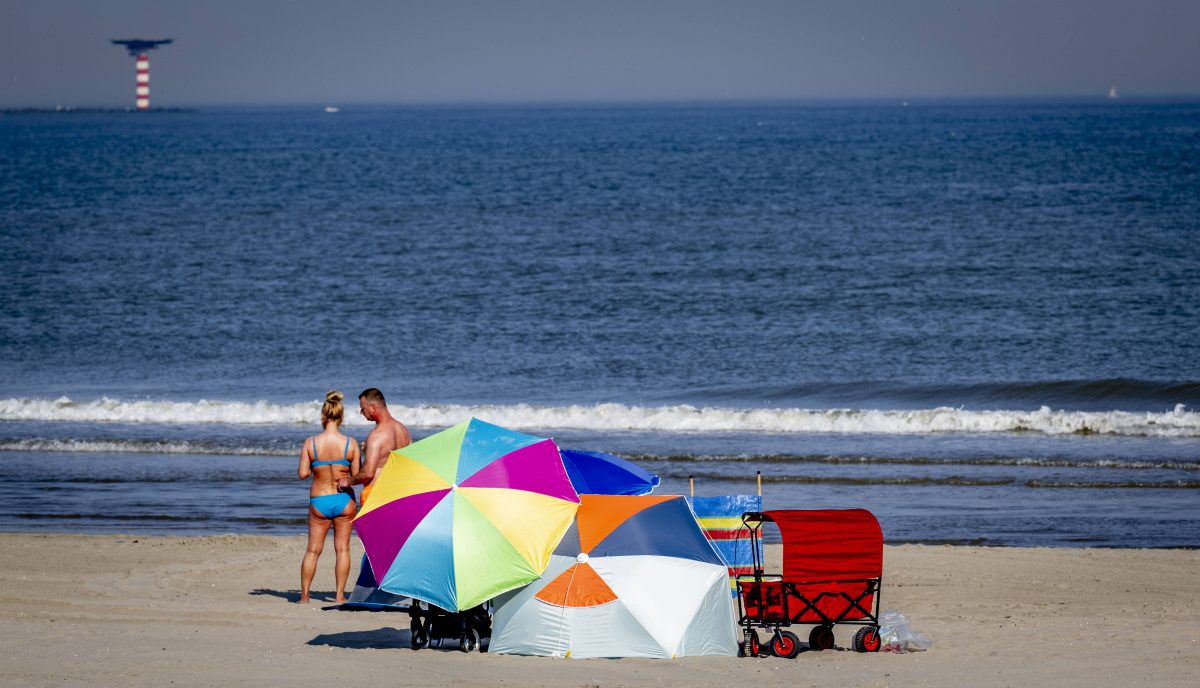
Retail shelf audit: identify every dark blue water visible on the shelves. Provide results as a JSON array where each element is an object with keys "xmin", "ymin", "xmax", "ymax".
[{"xmin": 2, "ymin": 103, "xmax": 1198, "ymax": 546}]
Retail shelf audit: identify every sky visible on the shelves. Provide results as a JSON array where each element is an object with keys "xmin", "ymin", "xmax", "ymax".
[{"xmin": 2, "ymin": 0, "xmax": 1198, "ymax": 107}]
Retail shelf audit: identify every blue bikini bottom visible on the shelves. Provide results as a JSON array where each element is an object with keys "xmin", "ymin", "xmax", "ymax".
[{"xmin": 310, "ymin": 492, "xmax": 353, "ymax": 519}]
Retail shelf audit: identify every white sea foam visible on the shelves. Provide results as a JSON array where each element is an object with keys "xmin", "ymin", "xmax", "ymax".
[
  {"xmin": 0, "ymin": 396, "xmax": 336, "ymax": 426},
  {"xmin": 1, "ymin": 397, "xmax": 1197, "ymax": 438},
  {"xmin": 0, "ymin": 438, "xmax": 293, "ymax": 456}
]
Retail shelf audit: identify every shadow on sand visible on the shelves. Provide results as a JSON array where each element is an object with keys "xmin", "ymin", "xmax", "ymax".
[
  {"xmin": 307, "ymin": 627, "xmax": 486, "ymax": 652},
  {"xmin": 307, "ymin": 626, "xmax": 412, "ymax": 650},
  {"xmin": 248, "ymin": 588, "xmax": 335, "ymax": 603}
]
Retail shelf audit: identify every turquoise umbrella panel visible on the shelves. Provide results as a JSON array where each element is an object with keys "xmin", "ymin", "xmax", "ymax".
[{"xmin": 453, "ymin": 418, "xmax": 545, "ymax": 484}]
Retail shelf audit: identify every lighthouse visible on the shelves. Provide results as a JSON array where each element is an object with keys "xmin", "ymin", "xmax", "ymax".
[{"xmin": 111, "ymin": 39, "xmax": 173, "ymax": 110}]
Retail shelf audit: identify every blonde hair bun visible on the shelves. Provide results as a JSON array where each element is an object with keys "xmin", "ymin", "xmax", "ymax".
[{"xmin": 321, "ymin": 390, "xmax": 345, "ymax": 426}]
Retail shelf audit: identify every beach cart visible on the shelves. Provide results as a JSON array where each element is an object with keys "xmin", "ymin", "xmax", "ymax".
[{"xmin": 736, "ymin": 509, "xmax": 883, "ymax": 658}]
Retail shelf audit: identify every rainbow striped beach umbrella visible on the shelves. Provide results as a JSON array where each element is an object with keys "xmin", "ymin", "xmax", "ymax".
[{"xmin": 353, "ymin": 418, "xmax": 580, "ymax": 612}]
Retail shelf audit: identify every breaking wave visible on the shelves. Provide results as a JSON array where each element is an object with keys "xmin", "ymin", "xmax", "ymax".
[
  {"xmin": 634, "ymin": 453, "xmax": 1200, "ymax": 471},
  {"xmin": 0, "ymin": 438, "xmax": 294, "ymax": 456},
  {"xmin": 672, "ymin": 471, "xmax": 1200, "ymax": 489},
  {"xmin": 1, "ymin": 396, "xmax": 1198, "ymax": 438}
]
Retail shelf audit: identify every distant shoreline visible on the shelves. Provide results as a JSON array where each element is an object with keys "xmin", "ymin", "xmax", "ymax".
[
  {"xmin": 4, "ymin": 97, "xmax": 1199, "ymax": 114},
  {"xmin": 2, "ymin": 107, "xmax": 195, "ymax": 114}
]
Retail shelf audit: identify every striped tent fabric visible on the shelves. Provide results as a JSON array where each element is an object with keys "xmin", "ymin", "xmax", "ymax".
[{"xmin": 687, "ymin": 495, "xmax": 763, "ymax": 596}]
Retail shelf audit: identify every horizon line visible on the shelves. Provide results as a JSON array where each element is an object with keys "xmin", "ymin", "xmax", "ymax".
[{"xmin": 6, "ymin": 92, "xmax": 1200, "ymax": 112}]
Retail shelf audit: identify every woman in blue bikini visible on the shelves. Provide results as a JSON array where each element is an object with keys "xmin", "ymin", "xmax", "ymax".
[{"xmin": 297, "ymin": 390, "xmax": 361, "ymax": 604}]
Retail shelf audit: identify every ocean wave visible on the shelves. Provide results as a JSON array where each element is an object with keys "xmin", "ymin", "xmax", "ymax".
[
  {"xmin": 1023, "ymin": 480, "xmax": 1200, "ymax": 489},
  {"xmin": 678, "ymin": 471, "xmax": 1200, "ymax": 489},
  {"xmin": 635, "ymin": 453, "xmax": 1200, "ymax": 471},
  {"xmin": 0, "ymin": 438, "xmax": 295, "ymax": 456},
  {"xmin": 0, "ymin": 397, "xmax": 1198, "ymax": 438},
  {"xmin": 728, "ymin": 378, "xmax": 1200, "ymax": 407},
  {"xmin": 0, "ymin": 397, "xmax": 338, "ymax": 427},
  {"xmin": 13, "ymin": 512, "xmax": 306, "ymax": 525}
]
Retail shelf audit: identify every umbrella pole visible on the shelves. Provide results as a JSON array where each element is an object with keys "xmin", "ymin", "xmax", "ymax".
[
  {"xmin": 757, "ymin": 470, "xmax": 762, "ymax": 497},
  {"xmin": 689, "ymin": 475, "xmax": 694, "ymax": 497}
]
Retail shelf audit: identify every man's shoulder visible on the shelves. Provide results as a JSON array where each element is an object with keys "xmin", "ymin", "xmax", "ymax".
[
  {"xmin": 381, "ymin": 419, "xmax": 410, "ymax": 449},
  {"xmin": 365, "ymin": 424, "xmax": 389, "ymax": 441}
]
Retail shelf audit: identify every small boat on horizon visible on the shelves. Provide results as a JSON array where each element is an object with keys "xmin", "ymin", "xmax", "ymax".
[
  {"xmin": 1108, "ymin": 85, "xmax": 1119, "ymax": 100},
  {"xmin": 324, "ymin": 106, "xmax": 339, "ymax": 113}
]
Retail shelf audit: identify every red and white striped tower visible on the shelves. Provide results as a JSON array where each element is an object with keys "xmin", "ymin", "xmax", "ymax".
[
  {"xmin": 111, "ymin": 39, "xmax": 172, "ymax": 111},
  {"xmin": 135, "ymin": 53, "xmax": 151, "ymax": 110}
]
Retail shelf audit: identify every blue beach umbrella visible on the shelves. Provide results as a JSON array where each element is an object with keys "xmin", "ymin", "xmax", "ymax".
[{"xmin": 559, "ymin": 449, "xmax": 660, "ymax": 496}]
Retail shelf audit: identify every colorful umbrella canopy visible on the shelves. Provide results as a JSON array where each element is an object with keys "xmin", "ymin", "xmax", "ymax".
[
  {"xmin": 559, "ymin": 449, "xmax": 660, "ymax": 496},
  {"xmin": 489, "ymin": 494, "xmax": 738, "ymax": 658},
  {"xmin": 353, "ymin": 418, "xmax": 580, "ymax": 612}
]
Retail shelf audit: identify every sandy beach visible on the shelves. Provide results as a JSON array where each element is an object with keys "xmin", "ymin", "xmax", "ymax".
[{"xmin": 0, "ymin": 534, "xmax": 1195, "ymax": 687}]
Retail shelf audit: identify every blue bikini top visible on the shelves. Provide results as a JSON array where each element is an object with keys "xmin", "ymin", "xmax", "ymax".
[{"xmin": 311, "ymin": 436, "xmax": 352, "ymax": 468}]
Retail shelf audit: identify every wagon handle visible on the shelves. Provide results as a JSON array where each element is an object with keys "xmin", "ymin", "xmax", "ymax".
[
  {"xmin": 740, "ymin": 511, "xmax": 767, "ymax": 579},
  {"xmin": 742, "ymin": 511, "xmax": 767, "ymax": 528}
]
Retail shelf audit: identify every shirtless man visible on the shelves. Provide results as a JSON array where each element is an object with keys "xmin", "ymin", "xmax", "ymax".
[{"xmin": 337, "ymin": 388, "xmax": 411, "ymax": 507}]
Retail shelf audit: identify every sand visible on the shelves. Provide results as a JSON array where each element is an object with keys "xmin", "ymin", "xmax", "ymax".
[{"xmin": 0, "ymin": 533, "xmax": 1196, "ymax": 687}]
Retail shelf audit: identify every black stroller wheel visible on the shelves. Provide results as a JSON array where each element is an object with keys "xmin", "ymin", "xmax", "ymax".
[
  {"xmin": 409, "ymin": 617, "xmax": 428, "ymax": 649},
  {"xmin": 427, "ymin": 619, "xmax": 443, "ymax": 648},
  {"xmin": 469, "ymin": 628, "xmax": 483, "ymax": 652},
  {"xmin": 808, "ymin": 625, "xmax": 835, "ymax": 651}
]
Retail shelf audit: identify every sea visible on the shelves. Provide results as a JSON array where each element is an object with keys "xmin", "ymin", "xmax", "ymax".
[{"xmin": 2, "ymin": 101, "xmax": 1198, "ymax": 547}]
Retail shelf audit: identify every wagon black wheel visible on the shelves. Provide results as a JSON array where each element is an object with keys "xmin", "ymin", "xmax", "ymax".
[
  {"xmin": 458, "ymin": 632, "xmax": 471, "ymax": 653},
  {"xmin": 853, "ymin": 626, "xmax": 881, "ymax": 653},
  {"xmin": 771, "ymin": 630, "xmax": 801, "ymax": 659},
  {"xmin": 808, "ymin": 625, "xmax": 835, "ymax": 651},
  {"xmin": 739, "ymin": 629, "xmax": 762, "ymax": 658}
]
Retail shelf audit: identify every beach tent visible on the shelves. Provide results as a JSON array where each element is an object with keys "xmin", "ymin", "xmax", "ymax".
[
  {"xmin": 560, "ymin": 449, "xmax": 660, "ymax": 496},
  {"xmin": 687, "ymin": 495, "xmax": 763, "ymax": 597},
  {"xmin": 489, "ymin": 494, "xmax": 738, "ymax": 658},
  {"xmin": 331, "ymin": 555, "xmax": 411, "ymax": 611}
]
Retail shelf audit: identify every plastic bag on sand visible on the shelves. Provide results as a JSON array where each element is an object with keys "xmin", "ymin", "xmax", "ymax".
[{"xmin": 878, "ymin": 609, "xmax": 932, "ymax": 653}]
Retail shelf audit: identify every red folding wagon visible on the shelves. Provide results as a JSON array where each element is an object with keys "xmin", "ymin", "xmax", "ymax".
[{"xmin": 736, "ymin": 509, "xmax": 883, "ymax": 658}]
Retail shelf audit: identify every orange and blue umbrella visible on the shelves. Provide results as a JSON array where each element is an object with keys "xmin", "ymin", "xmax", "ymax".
[
  {"xmin": 489, "ymin": 494, "xmax": 738, "ymax": 658},
  {"xmin": 353, "ymin": 418, "xmax": 580, "ymax": 612}
]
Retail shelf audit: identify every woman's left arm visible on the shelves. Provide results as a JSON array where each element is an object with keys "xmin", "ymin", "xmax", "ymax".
[{"xmin": 298, "ymin": 438, "xmax": 312, "ymax": 480}]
